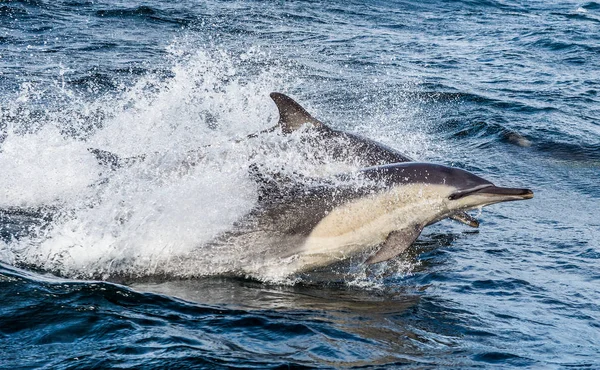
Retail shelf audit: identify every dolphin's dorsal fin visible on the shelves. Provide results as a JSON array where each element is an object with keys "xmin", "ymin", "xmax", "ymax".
[{"xmin": 270, "ymin": 92, "xmax": 323, "ymax": 133}]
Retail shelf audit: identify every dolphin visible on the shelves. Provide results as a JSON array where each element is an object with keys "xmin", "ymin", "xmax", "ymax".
[{"xmin": 213, "ymin": 162, "xmax": 533, "ymax": 276}]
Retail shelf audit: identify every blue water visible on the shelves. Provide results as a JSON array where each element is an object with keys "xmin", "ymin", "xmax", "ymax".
[{"xmin": 1, "ymin": 0, "xmax": 599, "ymax": 368}]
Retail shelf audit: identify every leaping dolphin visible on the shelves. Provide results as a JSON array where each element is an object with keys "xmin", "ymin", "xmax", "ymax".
[{"xmin": 216, "ymin": 162, "xmax": 533, "ymax": 276}]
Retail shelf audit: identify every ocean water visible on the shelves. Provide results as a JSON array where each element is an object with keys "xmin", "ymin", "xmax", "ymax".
[{"xmin": 1, "ymin": 0, "xmax": 599, "ymax": 368}]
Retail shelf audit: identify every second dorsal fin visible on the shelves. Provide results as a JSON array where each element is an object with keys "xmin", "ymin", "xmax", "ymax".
[{"xmin": 270, "ymin": 92, "xmax": 323, "ymax": 133}]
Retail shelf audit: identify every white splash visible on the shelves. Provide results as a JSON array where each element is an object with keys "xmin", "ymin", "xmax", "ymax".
[{"xmin": 0, "ymin": 126, "xmax": 98, "ymax": 208}]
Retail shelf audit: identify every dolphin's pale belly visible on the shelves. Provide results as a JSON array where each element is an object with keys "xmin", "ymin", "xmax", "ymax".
[{"xmin": 293, "ymin": 184, "xmax": 455, "ymax": 272}]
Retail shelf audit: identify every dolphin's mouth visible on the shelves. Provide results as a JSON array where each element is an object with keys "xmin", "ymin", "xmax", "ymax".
[{"xmin": 449, "ymin": 185, "xmax": 534, "ymax": 201}]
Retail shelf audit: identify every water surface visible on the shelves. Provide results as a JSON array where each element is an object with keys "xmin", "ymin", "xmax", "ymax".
[{"xmin": 1, "ymin": 0, "xmax": 599, "ymax": 368}]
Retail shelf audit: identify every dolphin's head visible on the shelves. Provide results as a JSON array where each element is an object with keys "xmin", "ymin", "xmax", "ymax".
[{"xmin": 358, "ymin": 162, "xmax": 533, "ymax": 214}]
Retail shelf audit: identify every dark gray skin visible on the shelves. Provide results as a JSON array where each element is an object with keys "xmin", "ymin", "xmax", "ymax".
[{"xmin": 211, "ymin": 162, "xmax": 533, "ymax": 273}]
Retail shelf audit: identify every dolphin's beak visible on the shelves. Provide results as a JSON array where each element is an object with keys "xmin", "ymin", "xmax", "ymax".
[
  {"xmin": 476, "ymin": 186, "xmax": 533, "ymax": 198},
  {"xmin": 450, "ymin": 185, "xmax": 533, "ymax": 204}
]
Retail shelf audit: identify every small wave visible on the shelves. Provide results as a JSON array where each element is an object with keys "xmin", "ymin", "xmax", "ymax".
[
  {"xmin": 412, "ymin": 88, "xmax": 487, "ymax": 104},
  {"xmin": 76, "ymin": 42, "xmax": 119, "ymax": 52},
  {"xmin": 94, "ymin": 6, "xmax": 191, "ymax": 26},
  {"xmin": 531, "ymin": 37, "xmax": 600, "ymax": 53},
  {"xmin": 418, "ymin": 86, "xmax": 560, "ymax": 116},
  {"xmin": 470, "ymin": 278, "xmax": 537, "ymax": 295},
  {"xmin": 473, "ymin": 352, "xmax": 533, "ymax": 365},
  {"xmin": 0, "ymin": 5, "xmax": 28, "ymax": 16},
  {"xmin": 0, "ymin": 35, "xmax": 13, "ymax": 44},
  {"xmin": 95, "ymin": 6, "xmax": 156, "ymax": 18},
  {"xmin": 582, "ymin": 1, "xmax": 600, "ymax": 10},
  {"xmin": 533, "ymin": 140, "xmax": 600, "ymax": 162},
  {"xmin": 0, "ymin": 0, "xmax": 41, "ymax": 7}
]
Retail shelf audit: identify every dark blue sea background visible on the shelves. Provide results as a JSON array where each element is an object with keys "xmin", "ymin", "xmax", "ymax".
[{"xmin": 1, "ymin": 0, "xmax": 599, "ymax": 368}]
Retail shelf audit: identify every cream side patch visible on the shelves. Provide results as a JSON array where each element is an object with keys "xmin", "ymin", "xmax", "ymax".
[{"xmin": 300, "ymin": 184, "xmax": 456, "ymax": 260}]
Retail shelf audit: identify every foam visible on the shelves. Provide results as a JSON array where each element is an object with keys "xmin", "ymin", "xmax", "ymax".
[{"xmin": 0, "ymin": 126, "xmax": 99, "ymax": 208}]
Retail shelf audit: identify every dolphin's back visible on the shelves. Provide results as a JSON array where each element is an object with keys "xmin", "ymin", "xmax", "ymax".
[{"xmin": 329, "ymin": 128, "xmax": 413, "ymax": 164}]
